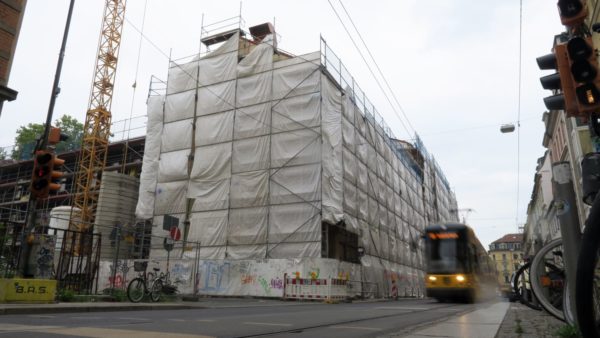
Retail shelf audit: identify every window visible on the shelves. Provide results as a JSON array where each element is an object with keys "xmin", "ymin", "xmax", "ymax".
[
  {"xmin": 502, "ymin": 253, "xmax": 506, "ymax": 260},
  {"xmin": 504, "ymin": 274, "xmax": 510, "ymax": 283},
  {"xmin": 492, "ymin": 254, "xmax": 496, "ymax": 260},
  {"xmin": 513, "ymin": 254, "xmax": 518, "ymax": 260}
]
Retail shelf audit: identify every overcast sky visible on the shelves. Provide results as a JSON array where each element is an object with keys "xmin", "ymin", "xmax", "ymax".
[{"xmin": 0, "ymin": 0, "xmax": 564, "ymax": 249}]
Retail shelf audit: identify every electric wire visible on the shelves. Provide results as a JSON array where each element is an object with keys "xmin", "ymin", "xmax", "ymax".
[
  {"xmin": 516, "ymin": 0, "xmax": 523, "ymax": 231},
  {"xmin": 122, "ymin": 0, "xmax": 148, "ymax": 174},
  {"xmin": 336, "ymin": 0, "xmax": 416, "ymax": 135},
  {"xmin": 326, "ymin": 0, "xmax": 413, "ymax": 138}
]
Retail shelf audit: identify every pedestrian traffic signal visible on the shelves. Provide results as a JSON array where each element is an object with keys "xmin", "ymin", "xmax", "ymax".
[
  {"xmin": 30, "ymin": 151, "xmax": 64, "ymax": 198},
  {"xmin": 557, "ymin": 0, "xmax": 588, "ymax": 27},
  {"xmin": 537, "ymin": 43, "xmax": 579, "ymax": 115},
  {"xmin": 567, "ymin": 36, "xmax": 600, "ymax": 115}
]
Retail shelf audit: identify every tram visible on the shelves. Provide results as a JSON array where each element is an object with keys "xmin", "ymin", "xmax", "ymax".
[{"xmin": 424, "ymin": 223, "xmax": 496, "ymax": 303}]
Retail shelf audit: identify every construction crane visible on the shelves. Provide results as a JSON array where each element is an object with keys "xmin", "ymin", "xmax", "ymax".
[{"xmin": 69, "ymin": 0, "xmax": 126, "ymax": 238}]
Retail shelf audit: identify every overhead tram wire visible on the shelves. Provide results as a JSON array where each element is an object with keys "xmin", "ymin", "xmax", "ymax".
[
  {"xmin": 326, "ymin": 0, "xmax": 413, "ymax": 139},
  {"xmin": 336, "ymin": 0, "xmax": 416, "ymax": 135},
  {"xmin": 122, "ymin": 0, "xmax": 148, "ymax": 174},
  {"xmin": 516, "ymin": 0, "xmax": 523, "ymax": 231}
]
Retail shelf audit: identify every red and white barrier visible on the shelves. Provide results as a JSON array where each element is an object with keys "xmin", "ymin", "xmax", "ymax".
[{"xmin": 283, "ymin": 274, "xmax": 348, "ymax": 301}]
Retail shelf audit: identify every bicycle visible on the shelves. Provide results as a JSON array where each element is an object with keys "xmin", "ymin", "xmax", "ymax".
[
  {"xmin": 127, "ymin": 261, "xmax": 161, "ymax": 303},
  {"xmin": 512, "ymin": 260, "xmax": 542, "ymax": 311},
  {"xmin": 529, "ymin": 239, "xmax": 572, "ymax": 323},
  {"xmin": 149, "ymin": 269, "xmax": 179, "ymax": 302}
]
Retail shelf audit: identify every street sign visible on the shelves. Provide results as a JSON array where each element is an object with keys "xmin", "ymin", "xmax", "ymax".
[
  {"xmin": 169, "ymin": 226, "xmax": 181, "ymax": 241},
  {"xmin": 163, "ymin": 237, "xmax": 174, "ymax": 252}
]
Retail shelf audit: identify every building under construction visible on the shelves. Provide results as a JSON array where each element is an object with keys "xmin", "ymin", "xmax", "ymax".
[{"xmin": 136, "ymin": 20, "xmax": 459, "ymax": 298}]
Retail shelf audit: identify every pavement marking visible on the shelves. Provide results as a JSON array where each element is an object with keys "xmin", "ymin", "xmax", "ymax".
[
  {"xmin": 70, "ymin": 316, "xmax": 105, "ymax": 320},
  {"xmin": 243, "ymin": 321, "xmax": 293, "ymax": 327},
  {"xmin": 43, "ymin": 326, "xmax": 215, "ymax": 338},
  {"xmin": 195, "ymin": 319, "xmax": 216, "ymax": 322},
  {"xmin": 330, "ymin": 325, "xmax": 383, "ymax": 331},
  {"xmin": 117, "ymin": 317, "xmax": 149, "ymax": 321},
  {"xmin": 168, "ymin": 319, "xmax": 187, "ymax": 322},
  {"xmin": 374, "ymin": 306, "xmax": 429, "ymax": 311},
  {"xmin": 0, "ymin": 324, "xmax": 62, "ymax": 332}
]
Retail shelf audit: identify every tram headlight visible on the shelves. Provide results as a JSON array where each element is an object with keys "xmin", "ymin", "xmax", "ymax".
[
  {"xmin": 428, "ymin": 276, "xmax": 437, "ymax": 281},
  {"xmin": 456, "ymin": 275, "xmax": 466, "ymax": 282}
]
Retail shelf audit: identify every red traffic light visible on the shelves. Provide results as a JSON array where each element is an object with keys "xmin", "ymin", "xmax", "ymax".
[{"xmin": 30, "ymin": 151, "xmax": 64, "ymax": 198}]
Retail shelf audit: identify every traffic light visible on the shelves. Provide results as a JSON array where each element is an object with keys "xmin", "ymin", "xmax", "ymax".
[
  {"xmin": 30, "ymin": 151, "xmax": 53, "ymax": 198},
  {"xmin": 566, "ymin": 36, "xmax": 600, "ymax": 114},
  {"xmin": 30, "ymin": 150, "xmax": 64, "ymax": 199},
  {"xmin": 50, "ymin": 154, "xmax": 65, "ymax": 192},
  {"xmin": 537, "ymin": 42, "xmax": 579, "ymax": 115},
  {"xmin": 557, "ymin": 0, "xmax": 588, "ymax": 27}
]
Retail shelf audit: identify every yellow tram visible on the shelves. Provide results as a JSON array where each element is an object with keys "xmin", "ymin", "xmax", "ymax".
[{"xmin": 424, "ymin": 223, "xmax": 496, "ymax": 303}]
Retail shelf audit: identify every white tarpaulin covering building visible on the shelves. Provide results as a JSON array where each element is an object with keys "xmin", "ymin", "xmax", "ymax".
[{"xmin": 136, "ymin": 25, "xmax": 458, "ymax": 298}]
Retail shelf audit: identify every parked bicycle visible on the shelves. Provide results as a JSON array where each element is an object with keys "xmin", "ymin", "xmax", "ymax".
[
  {"xmin": 149, "ymin": 268, "xmax": 179, "ymax": 302},
  {"xmin": 127, "ymin": 261, "xmax": 161, "ymax": 303}
]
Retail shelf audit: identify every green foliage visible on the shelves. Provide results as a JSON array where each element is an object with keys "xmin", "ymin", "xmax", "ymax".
[
  {"xmin": 58, "ymin": 289, "xmax": 75, "ymax": 302},
  {"xmin": 11, "ymin": 114, "xmax": 83, "ymax": 160},
  {"xmin": 514, "ymin": 318, "xmax": 524, "ymax": 334},
  {"xmin": 12, "ymin": 123, "xmax": 44, "ymax": 160},
  {"xmin": 554, "ymin": 325, "xmax": 581, "ymax": 338},
  {"xmin": 54, "ymin": 115, "xmax": 84, "ymax": 153},
  {"xmin": 102, "ymin": 287, "xmax": 128, "ymax": 302}
]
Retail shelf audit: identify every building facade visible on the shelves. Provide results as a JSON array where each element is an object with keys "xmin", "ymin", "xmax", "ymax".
[
  {"xmin": 488, "ymin": 233, "xmax": 523, "ymax": 294},
  {"xmin": 0, "ymin": 0, "xmax": 26, "ymax": 115},
  {"xmin": 135, "ymin": 22, "xmax": 460, "ymax": 299}
]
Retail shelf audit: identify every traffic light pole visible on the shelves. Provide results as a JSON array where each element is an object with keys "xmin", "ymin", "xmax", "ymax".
[
  {"xmin": 551, "ymin": 162, "xmax": 582, "ymax": 325},
  {"xmin": 17, "ymin": 0, "xmax": 75, "ymax": 277}
]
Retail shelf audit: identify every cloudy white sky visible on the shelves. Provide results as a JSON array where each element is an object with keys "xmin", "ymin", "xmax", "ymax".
[{"xmin": 0, "ymin": 0, "xmax": 564, "ymax": 248}]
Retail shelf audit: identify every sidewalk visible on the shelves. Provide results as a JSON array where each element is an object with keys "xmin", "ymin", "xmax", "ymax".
[
  {"xmin": 388, "ymin": 299, "xmax": 568, "ymax": 338},
  {"xmin": 495, "ymin": 301, "xmax": 567, "ymax": 338}
]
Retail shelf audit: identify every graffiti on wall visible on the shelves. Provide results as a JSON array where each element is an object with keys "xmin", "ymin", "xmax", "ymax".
[
  {"xmin": 34, "ymin": 235, "xmax": 55, "ymax": 279},
  {"xmin": 198, "ymin": 261, "xmax": 231, "ymax": 292}
]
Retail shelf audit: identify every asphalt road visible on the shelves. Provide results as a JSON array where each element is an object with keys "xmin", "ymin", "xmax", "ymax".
[{"xmin": 0, "ymin": 299, "xmax": 482, "ymax": 338}]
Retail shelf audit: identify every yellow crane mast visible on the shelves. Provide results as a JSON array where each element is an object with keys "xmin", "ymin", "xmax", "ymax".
[{"xmin": 70, "ymin": 0, "xmax": 126, "ymax": 236}]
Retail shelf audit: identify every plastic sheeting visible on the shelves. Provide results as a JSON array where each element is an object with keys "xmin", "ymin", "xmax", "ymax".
[{"xmin": 136, "ymin": 30, "xmax": 459, "ymax": 299}]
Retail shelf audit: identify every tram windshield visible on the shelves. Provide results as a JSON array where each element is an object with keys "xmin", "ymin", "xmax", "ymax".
[{"xmin": 425, "ymin": 232, "xmax": 467, "ymax": 274}]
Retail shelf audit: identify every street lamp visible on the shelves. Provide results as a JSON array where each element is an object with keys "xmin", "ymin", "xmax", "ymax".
[{"xmin": 500, "ymin": 124, "xmax": 516, "ymax": 133}]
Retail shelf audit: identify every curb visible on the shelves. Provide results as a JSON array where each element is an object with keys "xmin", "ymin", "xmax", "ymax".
[{"xmin": 0, "ymin": 303, "xmax": 199, "ymax": 316}]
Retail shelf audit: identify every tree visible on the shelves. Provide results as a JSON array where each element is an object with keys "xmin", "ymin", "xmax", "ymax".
[
  {"xmin": 54, "ymin": 115, "xmax": 83, "ymax": 153},
  {"xmin": 11, "ymin": 115, "xmax": 83, "ymax": 160}
]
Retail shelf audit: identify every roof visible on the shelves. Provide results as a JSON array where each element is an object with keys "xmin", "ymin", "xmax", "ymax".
[{"xmin": 491, "ymin": 233, "xmax": 523, "ymax": 244}]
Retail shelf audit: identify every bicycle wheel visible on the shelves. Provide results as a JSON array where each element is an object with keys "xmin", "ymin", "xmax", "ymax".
[
  {"xmin": 576, "ymin": 194, "xmax": 600, "ymax": 338},
  {"xmin": 127, "ymin": 278, "xmax": 145, "ymax": 303},
  {"xmin": 150, "ymin": 279, "xmax": 162, "ymax": 302},
  {"xmin": 513, "ymin": 262, "xmax": 542, "ymax": 311},
  {"xmin": 530, "ymin": 238, "xmax": 570, "ymax": 322}
]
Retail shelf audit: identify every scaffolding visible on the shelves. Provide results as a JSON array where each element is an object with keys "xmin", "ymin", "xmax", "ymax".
[{"xmin": 137, "ymin": 17, "xmax": 459, "ymax": 298}]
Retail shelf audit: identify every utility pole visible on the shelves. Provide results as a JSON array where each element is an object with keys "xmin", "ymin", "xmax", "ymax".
[{"xmin": 18, "ymin": 0, "xmax": 76, "ymax": 276}]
